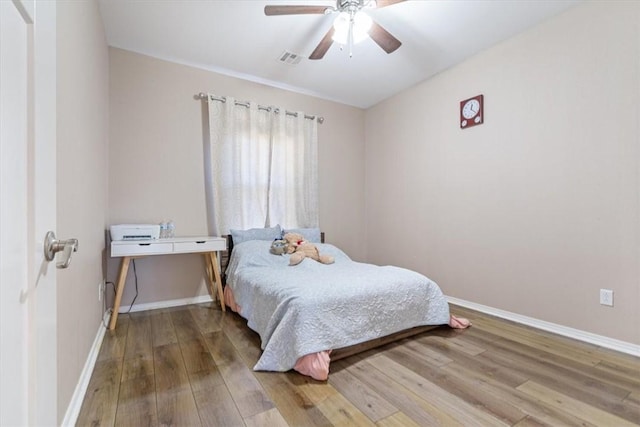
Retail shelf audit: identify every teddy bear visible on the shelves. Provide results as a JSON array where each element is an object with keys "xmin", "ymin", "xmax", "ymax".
[{"xmin": 283, "ymin": 232, "xmax": 334, "ymax": 266}]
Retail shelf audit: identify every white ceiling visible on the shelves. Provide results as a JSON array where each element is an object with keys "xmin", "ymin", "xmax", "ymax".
[{"xmin": 98, "ymin": 0, "xmax": 581, "ymax": 109}]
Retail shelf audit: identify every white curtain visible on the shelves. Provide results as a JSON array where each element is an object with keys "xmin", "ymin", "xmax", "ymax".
[{"xmin": 205, "ymin": 95, "xmax": 318, "ymax": 235}]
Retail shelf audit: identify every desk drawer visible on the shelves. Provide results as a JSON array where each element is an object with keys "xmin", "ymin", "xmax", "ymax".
[
  {"xmin": 111, "ymin": 242, "xmax": 174, "ymax": 257},
  {"xmin": 174, "ymin": 239, "xmax": 226, "ymax": 253}
]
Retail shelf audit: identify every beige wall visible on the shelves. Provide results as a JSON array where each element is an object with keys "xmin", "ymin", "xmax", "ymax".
[
  {"xmin": 365, "ymin": 1, "xmax": 639, "ymax": 345},
  {"xmin": 56, "ymin": 0, "xmax": 109, "ymax": 421},
  {"xmin": 108, "ymin": 48, "xmax": 366, "ymax": 306}
]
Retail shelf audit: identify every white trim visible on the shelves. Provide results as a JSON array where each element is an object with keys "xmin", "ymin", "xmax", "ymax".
[
  {"xmin": 60, "ymin": 312, "xmax": 108, "ymax": 427},
  {"xmin": 118, "ymin": 294, "xmax": 213, "ymax": 314},
  {"xmin": 63, "ymin": 295, "xmax": 215, "ymax": 426},
  {"xmin": 447, "ymin": 296, "xmax": 640, "ymax": 357}
]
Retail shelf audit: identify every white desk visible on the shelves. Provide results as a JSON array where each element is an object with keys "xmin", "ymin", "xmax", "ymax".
[{"xmin": 109, "ymin": 236, "xmax": 227, "ymax": 329}]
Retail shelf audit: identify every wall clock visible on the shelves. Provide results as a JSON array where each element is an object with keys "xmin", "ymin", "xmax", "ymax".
[{"xmin": 460, "ymin": 94, "xmax": 484, "ymax": 129}]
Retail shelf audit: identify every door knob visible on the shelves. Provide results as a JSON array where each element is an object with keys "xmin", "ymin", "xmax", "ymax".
[{"xmin": 44, "ymin": 231, "xmax": 78, "ymax": 269}]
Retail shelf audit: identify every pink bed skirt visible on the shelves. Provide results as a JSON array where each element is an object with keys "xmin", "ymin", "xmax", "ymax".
[{"xmin": 222, "ymin": 286, "xmax": 470, "ymax": 381}]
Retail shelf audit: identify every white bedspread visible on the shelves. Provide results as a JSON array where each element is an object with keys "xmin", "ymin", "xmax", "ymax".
[{"xmin": 225, "ymin": 240, "xmax": 450, "ymax": 373}]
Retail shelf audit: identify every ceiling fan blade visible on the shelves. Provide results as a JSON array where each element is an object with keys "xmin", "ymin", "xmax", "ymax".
[
  {"xmin": 374, "ymin": 0, "xmax": 405, "ymax": 8},
  {"xmin": 369, "ymin": 21, "xmax": 401, "ymax": 54},
  {"xmin": 309, "ymin": 26, "xmax": 335, "ymax": 60},
  {"xmin": 264, "ymin": 5, "xmax": 330, "ymax": 16}
]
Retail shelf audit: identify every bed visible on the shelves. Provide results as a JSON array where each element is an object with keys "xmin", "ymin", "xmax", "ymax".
[{"xmin": 223, "ymin": 229, "xmax": 464, "ymax": 380}]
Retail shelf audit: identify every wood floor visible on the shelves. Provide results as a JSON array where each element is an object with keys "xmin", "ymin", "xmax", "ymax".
[{"xmin": 77, "ymin": 303, "xmax": 640, "ymax": 426}]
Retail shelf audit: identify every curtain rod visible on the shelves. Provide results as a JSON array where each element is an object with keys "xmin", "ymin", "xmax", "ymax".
[{"xmin": 195, "ymin": 92, "xmax": 324, "ymax": 124}]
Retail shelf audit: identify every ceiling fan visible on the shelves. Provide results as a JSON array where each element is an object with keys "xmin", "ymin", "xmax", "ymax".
[{"xmin": 264, "ymin": 0, "xmax": 405, "ymax": 59}]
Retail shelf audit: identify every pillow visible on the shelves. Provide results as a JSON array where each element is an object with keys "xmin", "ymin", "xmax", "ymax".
[
  {"xmin": 284, "ymin": 227, "xmax": 321, "ymax": 243},
  {"xmin": 230, "ymin": 225, "xmax": 282, "ymax": 245}
]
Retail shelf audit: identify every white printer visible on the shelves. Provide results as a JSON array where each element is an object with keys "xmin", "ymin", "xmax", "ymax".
[{"xmin": 110, "ymin": 224, "xmax": 160, "ymax": 241}]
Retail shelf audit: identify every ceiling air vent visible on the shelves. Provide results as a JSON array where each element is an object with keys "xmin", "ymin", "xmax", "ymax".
[{"xmin": 277, "ymin": 51, "xmax": 302, "ymax": 65}]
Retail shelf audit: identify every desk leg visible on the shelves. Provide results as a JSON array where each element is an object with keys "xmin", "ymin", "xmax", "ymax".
[
  {"xmin": 205, "ymin": 251, "xmax": 225, "ymax": 312},
  {"xmin": 203, "ymin": 253, "xmax": 216, "ymax": 298},
  {"xmin": 210, "ymin": 251, "xmax": 225, "ymax": 312},
  {"xmin": 109, "ymin": 256, "xmax": 131, "ymax": 330}
]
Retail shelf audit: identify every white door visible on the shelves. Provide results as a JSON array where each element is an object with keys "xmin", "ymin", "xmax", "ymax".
[{"xmin": 0, "ymin": 1, "xmax": 57, "ymax": 425}]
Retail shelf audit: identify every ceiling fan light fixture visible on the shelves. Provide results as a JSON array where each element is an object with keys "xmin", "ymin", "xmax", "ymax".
[
  {"xmin": 264, "ymin": 0, "xmax": 404, "ymax": 60},
  {"xmin": 332, "ymin": 11, "xmax": 372, "ymax": 45}
]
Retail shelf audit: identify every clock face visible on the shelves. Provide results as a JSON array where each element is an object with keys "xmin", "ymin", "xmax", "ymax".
[
  {"xmin": 460, "ymin": 94, "xmax": 484, "ymax": 129},
  {"xmin": 462, "ymin": 99, "xmax": 480, "ymax": 119}
]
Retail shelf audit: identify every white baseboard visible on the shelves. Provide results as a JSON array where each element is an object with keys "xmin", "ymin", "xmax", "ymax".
[
  {"xmin": 61, "ymin": 311, "xmax": 109, "ymax": 426},
  {"xmin": 447, "ymin": 296, "xmax": 640, "ymax": 357},
  {"xmin": 62, "ymin": 295, "xmax": 215, "ymax": 426},
  {"xmin": 118, "ymin": 294, "xmax": 213, "ymax": 313}
]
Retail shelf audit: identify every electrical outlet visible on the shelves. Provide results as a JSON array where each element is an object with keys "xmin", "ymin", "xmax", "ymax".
[
  {"xmin": 599, "ymin": 289, "xmax": 614, "ymax": 307},
  {"xmin": 98, "ymin": 280, "xmax": 105, "ymax": 301}
]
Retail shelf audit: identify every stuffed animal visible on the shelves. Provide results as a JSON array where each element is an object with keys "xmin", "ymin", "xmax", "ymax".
[
  {"xmin": 283, "ymin": 232, "xmax": 334, "ymax": 266},
  {"xmin": 270, "ymin": 239, "xmax": 288, "ymax": 255}
]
